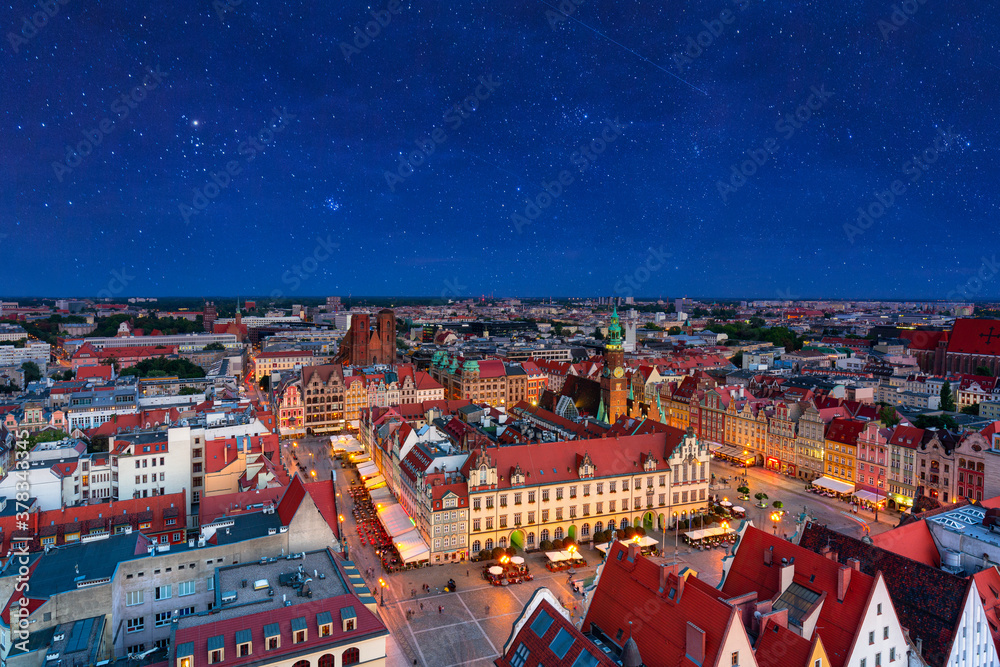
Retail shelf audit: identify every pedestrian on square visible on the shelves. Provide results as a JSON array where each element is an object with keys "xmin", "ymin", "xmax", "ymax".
[{"xmin": 438, "ymin": 605, "xmax": 443, "ymax": 614}]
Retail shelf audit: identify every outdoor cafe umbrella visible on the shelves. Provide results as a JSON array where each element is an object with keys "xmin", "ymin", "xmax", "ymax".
[
  {"xmin": 733, "ymin": 506, "xmax": 746, "ymax": 513},
  {"xmin": 489, "ymin": 566, "xmax": 504, "ymax": 575},
  {"xmin": 720, "ymin": 500, "xmax": 733, "ymax": 507},
  {"xmin": 510, "ymin": 556, "xmax": 525, "ymax": 565}
]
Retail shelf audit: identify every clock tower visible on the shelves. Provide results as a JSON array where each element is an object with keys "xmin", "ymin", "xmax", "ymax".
[{"xmin": 600, "ymin": 306, "xmax": 628, "ymax": 424}]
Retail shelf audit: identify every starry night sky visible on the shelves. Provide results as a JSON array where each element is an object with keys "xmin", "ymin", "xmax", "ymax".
[{"xmin": 1, "ymin": 0, "xmax": 995, "ymax": 299}]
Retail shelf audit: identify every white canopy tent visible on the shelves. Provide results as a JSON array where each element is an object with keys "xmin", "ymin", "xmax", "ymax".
[
  {"xmin": 593, "ymin": 537, "xmax": 658, "ymax": 554},
  {"xmin": 394, "ymin": 530, "xmax": 430, "ymax": 563},
  {"xmin": 812, "ymin": 476, "xmax": 855, "ymax": 494},
  {"xmin": 545, "ymin": 551, "xmax": 571, "ymax": 562},
  {"xmin": 363, "ymin": 474, "xmax": 386, "ymax": 490},
  {"xmin": 369, "ymin": 486, "xmax": 394, "ymax": 505},
  {"xmin": 376, "ymin": 503, "xmax": 416, "ymax": 538},
  {"xmin": 357, "ymin": 462, "xmax": 379, "ymax": 477},
  {"xmin": 331, "ymin": 437, "xmax": 364, "ymax": 453},
  {"xmin": 853, "ymin": 489, "xmax": 885, "ymax": 503},
  {"xmin": 684, "ymin": 525, "xmax": 735, "ymax": 541}
]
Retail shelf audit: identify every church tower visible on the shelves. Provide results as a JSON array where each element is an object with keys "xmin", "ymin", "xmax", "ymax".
[{"xmin": 600, "ymin": 307, "xmax": 628, "ymax": 424}]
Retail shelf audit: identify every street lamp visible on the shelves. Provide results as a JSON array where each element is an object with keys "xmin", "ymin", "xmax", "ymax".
[
  {"xmin": 338, "ymin": 515, "xmax": 347, "ymax": 556},
  {"xmin": 875, "ymin": 469, "xmax": 885, "ymax": 522},
  {"xmin": 672, "ymin": 511, "xmax": 679, "ymax": 573},
  {"xmin": 378, "ymin": 577, "xmax": 387, "ymax": 606},
  {"xmin": 770, "ymin": 511, "xmax": 782, "ymax": 536}
]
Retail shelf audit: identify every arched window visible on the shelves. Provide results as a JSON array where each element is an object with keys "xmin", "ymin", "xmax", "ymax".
[
  {"xmin": 499, "ymin": 537, "xmax": 507, "ymax": 548},
  {"xmin": 343, "ymin": 648, "xmax": 360, "ymax": 666},
  {"xmin": 527, "ymin": 532, "xmax": 535, "ymax": 545},
  {"xmin": 292, "ymin": 661, "xmax": 310, "ymax": 667},
  {"xmin": 581, "ymin": 523, "xmax": 590, "ymax": 536},
  {"xmin": 960, "ymin": 458, "xmax": 966, "ymax": 468},
  {"xmin": 319, "ymin": 655, "xmax": 335, "ymax": 667},
  {"xmin": 608, "ymin": 519, "xmax": 616, "ymax": 531},
  {"xmin": 595, "ymin": 521, "xmax": 603, "ymax": 534},
  {"xmin": 540, "ymin": 529, "xmax": 549, "ymax": 542},
  {"xmin": 554, "ymin": 527, "xmax": 564, "ymax": 540},
  {"xmin": 485, "ymin": 538, "xmax": 494, "ymax": 550},
  {"xmin": 472, "ymin": 540, "xmax": 481, "ymax": 553}
]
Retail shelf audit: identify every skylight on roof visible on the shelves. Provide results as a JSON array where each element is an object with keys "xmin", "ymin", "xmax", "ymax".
[
  {"xmin": 550, "ymin": 628, "xmax": 575, "ymax": 659},
  {"xmin": 530, "ymin": 610, "xmax": 554, "ymax": 638}
]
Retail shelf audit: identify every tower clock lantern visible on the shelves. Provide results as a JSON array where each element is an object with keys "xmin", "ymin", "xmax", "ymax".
[{"xmin": 601, "ymin": 306, "xmax": 628, "ymax": 423}]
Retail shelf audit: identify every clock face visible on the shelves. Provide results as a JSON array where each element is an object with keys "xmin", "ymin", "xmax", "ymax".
[{"xmin": 614, "ymin": 367, "xmax": 624, "ymax": 378}]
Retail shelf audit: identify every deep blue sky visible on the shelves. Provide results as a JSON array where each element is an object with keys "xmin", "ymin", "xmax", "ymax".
[{"xmin": 1, "ymin": 0, "xmax": 995, "ymax": 299}]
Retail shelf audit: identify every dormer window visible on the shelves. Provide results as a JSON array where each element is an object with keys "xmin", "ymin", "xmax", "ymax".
[
  {"xmin": 207, "ymin": 636, "xmax": 225, "ymax": 664},
  {"xmin": 317, "ymin": 611, "xmax": 333, "ymax": 637},
  {"xmin": 235, "ymin": 629, "xmax": 252, "ymax": 656},
  {"xmin": 341, "ymin": 606, "xmax": 358, "ymax": 632},
  {"xmin": 264, "ymin": 623, "xmax": 281, "ymax": 650}
]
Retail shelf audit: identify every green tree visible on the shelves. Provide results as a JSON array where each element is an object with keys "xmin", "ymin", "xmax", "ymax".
[
  {"xmin": 668, "ymin": 326, "xmax": 682, "ymax": 335},
  {"xmin": 878, "ymin": 405, "xmax": 901, "ymax": 428},
  {"xmin": 594, "ymin": 329, "xmax": 605, "ymax": 341},
  {"xmin": 961, "ymin": 403, "xmax": 980, "ymax": 416},
  {"xmin": 178, "ymin": 386, "xmax": 202, "ymax": 395},
  {"xmin": 118, "ymin": 358, "xmax": 206, "ymax": 379},
  {"xmin": 730, "ymin": 352, "xmax": 744, "ymax": 367},
  {"xmin": 203, "ymin": 342, "xmax": 225, "ymax": 351},
  {"xmin": 914, "ymin": 414, "xmax": 959, "ymax": 430},
  {"xmin": 940, "ymin": 381, "xmax": 956, "ymax": 412},
  {"xmin": 259, "ymin": 375, "xmax": 270, "ymax": 391},
  {"xmin": 975, "ymin": 366, "xmax": 993, "ymax": 377},
  {"xmin": 20, "ymin": 362, "xmax": 41, "ymax": 384}
]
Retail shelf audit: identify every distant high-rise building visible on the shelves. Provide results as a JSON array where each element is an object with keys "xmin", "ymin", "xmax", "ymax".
[
  {"xmin": 326, "ymin": 296, "xmax": 342, "ymax": 311},
  {"xmin": 203, "ymin": 301, "xmax": 217, "ymax": 332},
  {"xmin": 675, "ymin": 297, "xmax": 693, "ymax": 314}
]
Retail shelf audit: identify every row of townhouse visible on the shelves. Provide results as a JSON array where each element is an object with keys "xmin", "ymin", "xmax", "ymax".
[
  {"xmin": 359, "ymin": 404, "xmax": 713, "ymax": 562},
  {"xmin": 429, "ymin": 353, "xmax": 548, "ymax": 407},
  {"xmin": 293, "ymin": 363, "xmax": 445, "ymax": 435}
]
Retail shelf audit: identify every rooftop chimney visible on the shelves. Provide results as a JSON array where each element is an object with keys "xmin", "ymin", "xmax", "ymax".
[
  {"xmin": 837, "ymin": 565, "xmax": 852, "ymax": 602},
  {"xmin": 778, "ymin": 558, "xmax": 794, "ymax": 593},
  {"xmin": 847, "ymin": 557, "xmax": 861, "ymax": 572},
  {"xmin": 685, "ymin": 622, "xmax": 706, "ymax": 665},
  {"xmin": 763, "ymin": 546, "xmax": 773, "ymax": 566},
  {"xmin": 628, "ymin": 541, "xmax": 640, "ymax": 562}
]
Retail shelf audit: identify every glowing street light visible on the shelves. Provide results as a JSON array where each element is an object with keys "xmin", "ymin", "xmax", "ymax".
[{"xmin": 378, "ymin": 577, "xmax": 387, "ymax": 606}]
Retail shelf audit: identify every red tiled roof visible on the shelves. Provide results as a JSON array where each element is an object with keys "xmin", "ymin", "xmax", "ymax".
[
  {"xmin": 825, "ymin": 418, "xmax": 866, "ymax": 446},
  {"xmin": 756, "ymin": 617, "xmax": 816, "ymax": 667},
  {"xmin": 277, "ymin": 474, "xmax": 307, "ymax": 525},
  {"xmin": 582, "ymin": 542, "xmax": 740, "ymax": 667},
  {"xmin": 947, "ymin": 319, "xmax": 1000, "ymax": 356},
  {"xmin": 721, "ymin": 526, "xmax": 876, "ymax": 667},
  {"xmin": 799, "ymin": 523, "xmax": 961, "ymax": 667},
  {"xmin": 460, "ymin": 428, "xmax": 683, "ymax": 489},
  {"xmin": 973, "ymin": 567, "xmax": 1000, "ymax": 660},
  {"xmin": 870, "ymin": 520, "xmax": 940, "ymax": 567},
  {"xmin": 304, "ymin": 479, "xmax": 340, "ymax": 540},
  {"xmin": 497, "ymin": 595, "xmax": 615, "ymax": 667},
  {"xmin": 478, "ymin": 360, "xmax": 507, "ymax": 378},
  {"xmin": 901, "ymin": 330, "xmax": 948, "ymax": 351},
  {"xmin": 198, "ymin": 487, "xmax": 284, "ymax": 524},
  {"xmin": 888, "ymin": 425, "xmax": 925, "ymax": 449},
  {"xmin": 173, "ymin": 567, "xmax": 386, "ymax": 667},
  {"xmin": 77, "ymin": 365, "xmax": 113, "ymax": 381}
]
